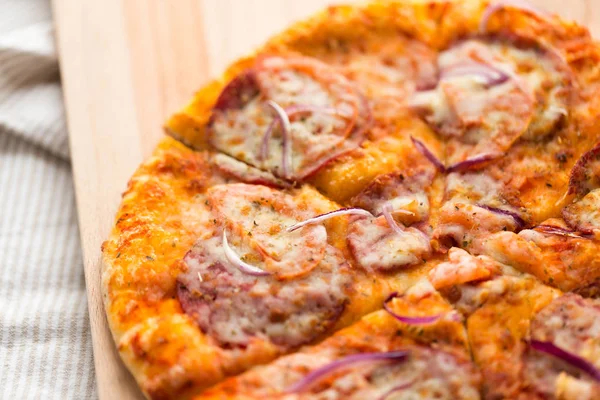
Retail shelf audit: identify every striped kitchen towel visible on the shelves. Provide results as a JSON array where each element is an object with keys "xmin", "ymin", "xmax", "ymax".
[{"xmin": 0, "ymin": 0, "xmax": 96, "ymax": 398}]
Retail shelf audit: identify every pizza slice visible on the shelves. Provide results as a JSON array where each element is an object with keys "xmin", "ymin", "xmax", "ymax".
[
  {"xmin": 472, "ymin": 142, "xmax": 600, "ymax": 295},
  {"xmin": 198, "ymin": 282, "xmax": 480, "ymax": 400},
  {"xmin": 102, "ymin": 138, "xmax": 445, "ymax": 397},
  {"xmin": 425, "ymin": 247, "xmax": 600, "ymax": 399}
]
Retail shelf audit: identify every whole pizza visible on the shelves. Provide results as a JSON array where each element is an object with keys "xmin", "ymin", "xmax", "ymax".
[{"xmin": 101, "ymin": 1, "xmax": 600, "ymax": 398}]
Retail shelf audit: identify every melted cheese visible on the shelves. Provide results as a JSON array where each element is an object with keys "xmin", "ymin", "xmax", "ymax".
[
  {"xmin": 428, "ymin": 248, "xmax": 497, "ymax": 289},
  {"xmin": 347, "ymin": 216, "xmax": 431, "ymax": 271}
]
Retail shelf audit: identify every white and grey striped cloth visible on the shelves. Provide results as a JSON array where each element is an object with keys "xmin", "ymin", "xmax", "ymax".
[{"xmin": 0, "ymin": 0, "xmax": 96, "ymax": 398}]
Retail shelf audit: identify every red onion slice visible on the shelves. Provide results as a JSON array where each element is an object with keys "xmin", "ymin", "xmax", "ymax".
[
  {"xmin": 381, "ymin": 203, "xmax": 405, "ymax": 235},
  {"xmin": 480, "ymin": 0, "xmax": 551, "ymax": 33},
  {"xmin": 529, "ymin": 340, "xmax": 600, "ymax": 382},
  {"xmin": 222, "ymin": 231, "xmax": 271, "ymax": 276},
  {"xmin": 287, "ymin": 207, "xmax": 373, "ymax": 232},
  {"xmin": 259, "ymin": 120, "xmax": 275, "ymax": 161},
  {"xmin": 285, "ymin": 351, "xmax": 409, "ymax": 393},
  {"xmin": 478, "ymin": 204, "xmax": 526, "ymax": 230},
  {"xmin": 534, "ymin": 224, "xmax": 591, "ymax": 239},
  {"xmin": 285, "ymin": 104, "xmax": 353, "ymax": 119},
  {"xmin": 410, "ymin": 137, "xmax": 446, "ymax": 173},
  {"xmin": 411, "ymin": 137, "xmax": 501, "ymax": 174},
  {"xmin": 441, "ymin": 62, "xmax": 510, "ymax": 87},
  {"xmin": 446, "ymin": 153, "xmax": 500, "ymax": 173},
  {"xmin": 264, "ymin": 100, "xmax": 292, "ymax": 179},
  {"xmin": 377, "ymin": 380, "xmax": 415, "ymax": 400},
  {"xmin": 383, "ymin": 292, "xmax": 442, "ymax": 325}
]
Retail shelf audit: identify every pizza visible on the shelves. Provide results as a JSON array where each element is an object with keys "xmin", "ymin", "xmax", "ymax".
[{"xmin": 100, "ymin": 1, "xmax": 600, "ymax": 399}]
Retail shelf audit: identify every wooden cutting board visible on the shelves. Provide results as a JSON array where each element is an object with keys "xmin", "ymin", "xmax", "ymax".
[{"xmin": 52, "ymin": 1, "xmax": 596, "ymax": 398}]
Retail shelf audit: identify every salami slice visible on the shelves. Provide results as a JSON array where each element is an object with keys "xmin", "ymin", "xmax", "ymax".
[
  {"xmin": 524, "ymin": 294, "xmax": 600, "ymax": 399},
  {"xmin": 208, "ymin": 55, "xmax": 371, "ymax": 181},
  {"xmin": 285, "ymin": 346, "xmax": 480, "ymax": 400},
  {"xmin": 410, "ymin": 39, "xmax": 572, "ymax": 164},
  {"xmin": 211, "ymin": 152, "xmax": 291, "ymax": 188},
  {"xmin": 562, "ymin": 189, "xmax": 600, "ymax": 235},
  {"xmin": 563, "ymin": 143, "xmax": 600, "ymax": 234},
  {"xmin": 207, "ymin": 183, "xmax": 328, "ymax": 280},
  {"xmin": 567, "ymin": 142, "xmax": 600, "ymax": 198},
  {"xmin": 177, "ymin": 184, "xmax": 351, "ymax": 348}
]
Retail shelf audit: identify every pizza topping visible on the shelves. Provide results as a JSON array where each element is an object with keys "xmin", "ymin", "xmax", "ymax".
[
  {"xmin": 222, "ymin": 230, "xmax": 270, "ymax": 276},
  {"xmin": 336, "ymin": 38, "xmax": 438, "ymax": 125},
  {"xmin": 568, "ymin": 143, "xmax": 600, "ymax": 198},
  {"xmin": 529, "ymin": 340, "xmax": 600, "ymax": 382},
  {"xmin": 563, "ymin": 189, "xmax": 600, "ymax": 235},
  {"xmin": 259, "ymin": 100, "xmax": 292, "ymax": 177},
  {"xmin": 410, "ymin": 40, "xmax": 534, "ymax": 162},
  {"xmin": 383, "ymin": 292, "xmax": 442, "ymax": 325},
  {"xmin": 530, "ymin": 294, "xmax": 600, "ymax": 365},
  {"xmin": 440, "ymin": 62, "xmax": 510, "ymax": 87},
  {"xmin": 350, "ymin": 169, "xmax": 433, "ymax": 224},
  {"xmin": 480, "ymin": 0, "xmax": 552, "ymax": 33},
  {"xmin": 481, "ymin": 227, "xmax": 600, "ymax": 293},
  {"xmin": 178, "ymin": 243, "xmax": 350, "ymax": 348},
  {"xmin": 445, "ymin": 153, "xmax": 501, "ymax": 174},
  {"xmin": 208, "ymin": 184, "xmax": 328, "ymax": 279},
  {"xmin": 208, "ymin": 55, "xmax": 370, "ymax": 180},
  {"xmin": 347, "ymin": 216, "xmax": 431, "ymax": 272},
  {"xmin": 411, "ymin": 137, "xmax": 446, "ymax": 173},
  {"xmin": 428, "ymin": 248, "xmax": 498, "ymax": 289},
  {"xmin": 280, "ymin": 346, "xmax": 479, "ymax": 400},
  {"xmin": 478, "ymin": 204, "xmax": 526, "ymax": 230},
  {"xmin": 213, "ymin": 70, "xmax": 260, "ymax": 110},
  {"xmin": 555, "ymin": 373, "xmax": 599, "ymax": 400},
  {"xmin": 434, "ymin": 172, "xmax": 524, "ymax": 249},
  {"xmin": 410, "ymin": 38, "xmax": 572, "ymax": 164},
  {"xmin": 177, "ymin": 184, "xmax": 351, "ymax": 348},
  {"xmin": 533, "ymin": 223, "xmax": 590, "ymax": 239},
  {"xmin": 376, "ymin": 381, "xmax": 415, "ymax": 400},
  {"xmin": 523, "ymin": 294, "xmax": 600, "ymax": 397},
  {"xmin": 285, "ymin": 351, "xmax": 409, "ymax": 393},
  {"xmin": 381, "ymin": 202, "xmax": 406, "ymax": 235},
  {"xmin": 411, "ymin": 136, "xmax": 500, "ymax": 173},
  {"xmin": 561, "ymin": 144, "xmax": 600, "ymax": 234},
  {"xmin": 212, "ymin": 153, "xmax": 290, "ymax": 188},
  {"xmin": 287, "ymin": 207, "xmax": 373, "ymax": 232}
]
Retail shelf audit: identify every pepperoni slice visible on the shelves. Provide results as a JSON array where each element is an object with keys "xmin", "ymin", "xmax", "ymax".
[
  {"xmin": 347, "ymin": 216, "xmax": 431, "ymax": 272},
  {"xmin": 208, "ymin": 55, "xmax": 371, "ymax": 181},
  {"xmin": 177, "ymin": 184, "xmax": 351, "ymax": 348}
]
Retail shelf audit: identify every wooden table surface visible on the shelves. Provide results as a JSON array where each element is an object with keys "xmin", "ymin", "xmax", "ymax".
[{"xmin": 51, "ymin": 0, "xmax": 597, "ymax": 398}]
